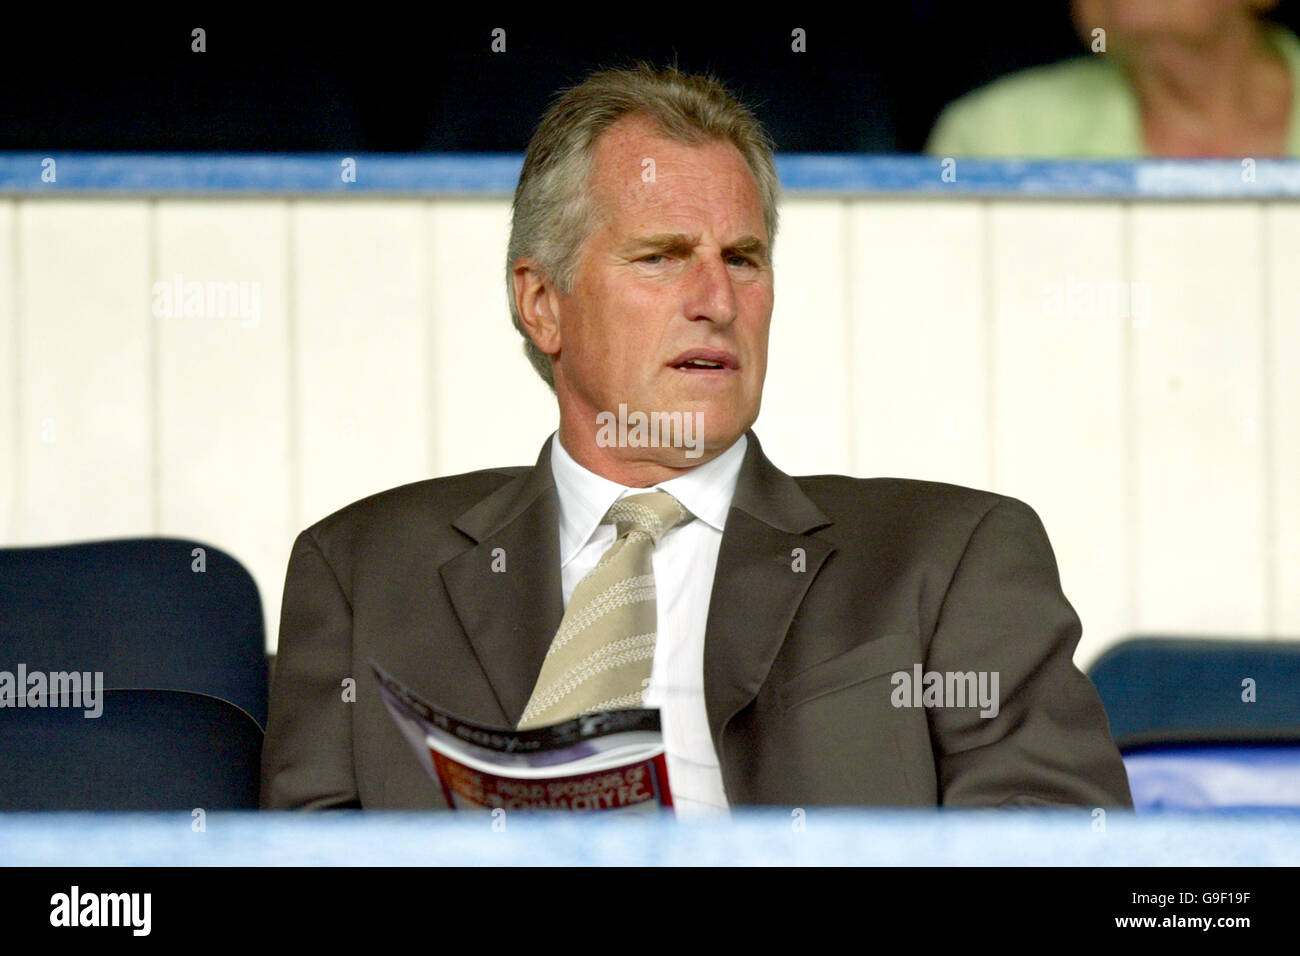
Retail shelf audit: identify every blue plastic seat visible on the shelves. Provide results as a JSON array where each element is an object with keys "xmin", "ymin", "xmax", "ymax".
[
  {"xmin": 1088, "ymin": 636, "xmax": 1300, "ymax": 743},
  {"xmin": 0, "ymin": 537, "xmax": 267, "ymax": 727},
  {"xmin": 1088, "ymin": 637, "xmax": 1300, "ymax": 810},
  {"xmin": 0, "ymin": 688, "xmax": 262, "ymax": 810}
]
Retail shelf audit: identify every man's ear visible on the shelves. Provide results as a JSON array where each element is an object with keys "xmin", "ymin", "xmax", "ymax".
[{"xmin": 512, "ymin": 259, "xmax": 562, "ymax": 357}]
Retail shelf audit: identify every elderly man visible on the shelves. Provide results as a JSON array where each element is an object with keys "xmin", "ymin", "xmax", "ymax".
[{"xmin": 261, "ymin": 64, "xmax": 1132, "ymax": 812}]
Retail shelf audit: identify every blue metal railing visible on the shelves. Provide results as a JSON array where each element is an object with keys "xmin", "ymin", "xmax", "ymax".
[{"xmin": 2, "ymin": 153, "xmax": 1299, "ymax": 198}]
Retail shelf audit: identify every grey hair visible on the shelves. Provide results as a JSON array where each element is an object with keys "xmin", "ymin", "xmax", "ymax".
[{"xmin": 506, "ymin": 61, "xmax": 781, "ymax": 390}]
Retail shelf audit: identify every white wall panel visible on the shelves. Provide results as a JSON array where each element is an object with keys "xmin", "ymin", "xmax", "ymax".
[
  {"xmin": 428, "ymin": 199, "xmax": 557, "ymax": 474},
  {"xmin": 14, "ymin": 201, "xmax": 152, "ymax": 541},
  {"xmin": 155, "ymin": 201, "xmax": 292, "ymax": 650},
  {"xmin": 989, "ymin": 203, "xmax": 1129, "ymax": 667},
  {"xmin": 1267, "ymin": 205, "xmax": 1300, "ymax": 637},
  {"xmin": 847, "ymin": 201, "xmax": 989, "ymax": 489},
  {"xmin": 762, "ymin": 199, "xmax": 853, "ymax": 476},
  {"xmin": 293, "ymin": 201, "xmax": 430, "ymax": 530},
  {"xmin": 1130, "ymin": 204, "xmax": 1267, "ymax": 636},
  {"xmin": 0, "ymin": 202, "xmax": 15, "ymax": 540}
]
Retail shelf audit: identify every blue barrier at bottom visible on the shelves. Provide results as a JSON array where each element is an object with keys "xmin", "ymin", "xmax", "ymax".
[{"xmin": 1, "ymin": 808, "xmax": 1296, "ymax": 865}]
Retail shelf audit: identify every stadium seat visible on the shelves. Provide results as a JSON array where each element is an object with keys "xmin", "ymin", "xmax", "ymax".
[
  {"xmin": 1088, "ymin": 637, "xmax": 1300, "ymax": 810},
  {"xmin": 0, "ymin": 688, "xmax": 262, "ymax": 810},
  {"xmin": 0, "ymin": 537, "xmax": 267, "ymax": 727},
  {"xmin": 1087, "ymin": 636, "xmax": 1300, "ymax": 743}
]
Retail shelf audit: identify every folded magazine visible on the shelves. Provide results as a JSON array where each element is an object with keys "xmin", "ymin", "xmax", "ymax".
[{"xmin": 371, "ymin": 661, "xmax": 674, "ymax": 813}]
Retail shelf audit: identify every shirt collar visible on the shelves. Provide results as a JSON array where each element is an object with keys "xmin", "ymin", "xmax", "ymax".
[{"xmin": 549, "ymin": 430, "xmax": 748, "ymax": 567}]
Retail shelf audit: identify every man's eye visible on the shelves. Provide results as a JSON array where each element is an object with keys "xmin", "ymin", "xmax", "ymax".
[
  {"xmin": 640, "ymin": 253, "xmax": 666, "ymax": 264},
  {"xmin": 728, "ymin": 255, "xmax": 755, "ymax": 267}
]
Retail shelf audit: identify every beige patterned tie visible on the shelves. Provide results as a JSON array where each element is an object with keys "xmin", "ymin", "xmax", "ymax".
[{"xmin": 518, "ymin": 490, "xmax": 693, "ymax": 730}]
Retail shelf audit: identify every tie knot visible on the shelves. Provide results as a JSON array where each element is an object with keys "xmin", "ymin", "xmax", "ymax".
[{"xmin": 603, "ymin": 491, "xmax": 692, "ymax": 544}]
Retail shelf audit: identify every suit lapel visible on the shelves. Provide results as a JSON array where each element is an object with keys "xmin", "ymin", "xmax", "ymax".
[
  {"xmin": 438, "ymin": 437, "xmax": 563, "ymax": 728},
  {"xmin": 703, "ymin": 431, "xmax": 836, "ymax": 749}
]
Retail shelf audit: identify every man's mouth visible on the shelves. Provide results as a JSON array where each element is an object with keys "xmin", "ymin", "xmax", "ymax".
[{"xmin": 668, "ymin": 349, "xmax": 739, "ymax": 372}]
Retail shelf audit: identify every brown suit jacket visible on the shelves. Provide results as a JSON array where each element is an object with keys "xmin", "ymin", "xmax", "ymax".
[{"xmin": 261, "ymin": 430, "xmax": 1133, "ymax": 809}]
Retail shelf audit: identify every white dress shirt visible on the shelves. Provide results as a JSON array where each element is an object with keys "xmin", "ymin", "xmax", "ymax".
[{"xmin": 549, "ymin": 430, "xmax": 748, "ymax": 816}]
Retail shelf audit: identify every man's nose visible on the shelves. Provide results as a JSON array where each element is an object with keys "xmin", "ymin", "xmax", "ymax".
[{"xmin": 683, "ymin": 252, "xmax": 739, "ymax": 325}]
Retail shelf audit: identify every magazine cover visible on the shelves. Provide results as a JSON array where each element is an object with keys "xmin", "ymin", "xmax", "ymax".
[{"xmin": 372, "ymin": 661, "xmax": 674, "ymax": 813}]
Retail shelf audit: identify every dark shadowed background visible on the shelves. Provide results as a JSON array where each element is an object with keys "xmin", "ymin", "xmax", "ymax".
[{"xmin": 12, "ymin": 6, "xmax": 1295, "ymax": 154}]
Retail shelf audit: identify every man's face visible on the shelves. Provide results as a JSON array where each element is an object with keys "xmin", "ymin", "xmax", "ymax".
[{"xmin": 546, "ymin": 115, "xmax": 773, "ymax": 463}]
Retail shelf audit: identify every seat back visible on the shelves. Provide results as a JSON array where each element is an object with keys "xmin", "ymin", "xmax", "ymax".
[
  {"xmin": 1088, "ymin": 636, "xmax": 1300, "ymax": 743},
  {"xmin": 0, "ymin": 537, "xmax": 267, "ymax": 727},
  {"xmin": 0, "ymin": 688, "xmax": 263, "ymax": 810}
]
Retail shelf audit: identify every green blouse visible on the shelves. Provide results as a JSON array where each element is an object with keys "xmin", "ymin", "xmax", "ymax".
[{"xmin": 926, "ymin": 23, "xmax": 1300, "ymax": 157}]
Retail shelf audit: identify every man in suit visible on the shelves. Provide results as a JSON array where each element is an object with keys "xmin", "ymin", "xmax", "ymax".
[{"xmin": 261, "ymin": 64, "xmax": 1132, "ymax": 811}]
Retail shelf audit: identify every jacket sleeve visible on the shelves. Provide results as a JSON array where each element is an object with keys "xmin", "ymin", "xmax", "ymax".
[
  {"xmin": 260, "ymin": 528, "xmax": 362, "ymax": 809},
  {"xmin": 925, "ymin": 497, "xmax": 1133, "ymax": 808}
]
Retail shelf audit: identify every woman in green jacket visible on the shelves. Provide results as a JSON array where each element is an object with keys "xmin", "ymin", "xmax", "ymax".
[{"xmin": 927, "ymin": 0, "xmax": 1300, "ymax": 157}]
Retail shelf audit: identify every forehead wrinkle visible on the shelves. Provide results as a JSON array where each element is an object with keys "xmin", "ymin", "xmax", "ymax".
[{"xmin": 585, "ymin": 121, "xmax": 768, "ymax": 267}]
